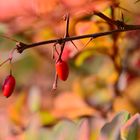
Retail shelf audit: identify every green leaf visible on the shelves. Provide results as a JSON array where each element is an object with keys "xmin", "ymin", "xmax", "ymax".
[
  {"xmin": 53, "ymin": 120, "xmax": 77, "ymax": 140},
  {"xmin": 39, "ymin": 111, "xmax": 56, "ymax": 126},
  {"xmin": 74, "ymin": 49, "xmax": 112, "ymax": 76},
  {"xmin": 28, "ymin": 86, "xmax": 41, "ymax": 112},
  {"xmin": 121, "ymin": 114, "xmax": 140, "ymax": 140},
  {"xmin": 100, "ymin": 111, "xmax": 130, "ymax": 140}
]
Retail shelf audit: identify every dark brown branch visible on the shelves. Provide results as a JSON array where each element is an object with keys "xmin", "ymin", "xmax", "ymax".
[
  {"xmin": 94, "ymin": 11, "xmax": 117, "ymax": 26},
  {"xmin": 94, "ymin": 11, "xmax": 126, "ymax": 29},
  {"xmin": 65, "ymin": 13, "xmax": 70, "ymax": 37},
  {"xmin": 16, "ymin": 25, "xmax": 140, "ymax": 53},
  {"xmin": 135, "ymin": 0, "xmax": 140, "ymax": 3}
]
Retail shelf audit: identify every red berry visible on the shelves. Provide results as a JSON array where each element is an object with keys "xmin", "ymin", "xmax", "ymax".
[
  {"xmin": 56, "ymin": 59, "xmax": 69, "ymax": 81},
  {"xmin": 2, "ymin": 75, "xmax": 16, "ymax": 98}
]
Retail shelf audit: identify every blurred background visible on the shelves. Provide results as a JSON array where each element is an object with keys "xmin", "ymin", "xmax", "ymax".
[{"xmin": 0, "ymin": 0, "xmax": 140, "ymax": 139}]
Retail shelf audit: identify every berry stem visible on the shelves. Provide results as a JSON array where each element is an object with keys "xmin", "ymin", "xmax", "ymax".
[
  {"xmin": 0, "ymin": 58, "xmax": 10, "ymax": 67},
  {"xmin": 52, "ymin": 73, "xmax": 58, "ymax": 90}
]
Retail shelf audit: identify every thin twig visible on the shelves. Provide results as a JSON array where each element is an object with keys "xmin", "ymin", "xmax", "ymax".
[
  {"xmin": 0, "ymin": 58, "xmax": 10, "ymax": 67},
  {"xmin": 9, "ymin": 47, "xmax": 16, "ymax": 60},
  {"xmin": 94, "ymin": 11, "xmax": 116, "ymax": 26},
  {"xmin": 16, "ymin": 26, "xmax": 140, "ymax": 53},
  {"xmin": 0, "ymin": 47, "xmax": 16, "ymax": 69},
  {"xmin": 52, "ymin": 73, "xmax": 58, "ymax": 90},
  {"xmin": 0, "ymin": 34, "xmax": 18, "ymax": 42}
]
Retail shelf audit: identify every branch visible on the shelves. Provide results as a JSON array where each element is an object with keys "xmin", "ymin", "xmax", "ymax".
[
  {"xmin": 16, "ymin": 25, "xmax": 140, "ymax": 53},
  {"xmin": 94, "ymin": 11, "xmax": 140, "ymax": 29},
  {"xmin": 135, "ymin": 0, "xmax": 140, "ymax": 3}
]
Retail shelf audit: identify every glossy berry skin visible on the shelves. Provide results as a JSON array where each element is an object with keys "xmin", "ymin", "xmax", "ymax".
[
  {"xmin": 56, "ymin": 60, "xmax": 69, "ymax": 81},
  {"xmin": 2, "ymin": 75, "xmax": 16, "ymax": 98}
]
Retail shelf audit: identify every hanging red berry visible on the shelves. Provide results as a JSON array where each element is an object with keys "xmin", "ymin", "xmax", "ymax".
[
  {"xmin": 2, "ymin": 75, "xmax": 16, "ymax": 98},
  {"xmin": 56, "ymin": 59, "xmax": 69, "ymax": 81}
]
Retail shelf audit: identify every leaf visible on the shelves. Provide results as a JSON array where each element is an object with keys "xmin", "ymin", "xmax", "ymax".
[
  {"xmin": 0, "ymin": 0, "xmax": 57, "ymax": 21},
  {"xmin": 74, "ymin": 49, "xmax": 117, "ymax": 81},
  {"xmin": 14, "ymin": 53, "xmax": 40, "ymax": 85},
  {"xmin": 90, "ymin": 117, "xmax": 106, "ymax": 140},
  {"xmin": 60, "ymin": 0, "xmax": 113, "ymax": 14},
  {"xmin": 121, "ymin": 113, "xmax": 140, "ymax": 140},
  {"xmin": 8, "ymin": 92, "xmax": 26, "ymax": 126},
  {"xmin": 39, "ymin": 111, "xmax": 56, "ymax": 126},
  {"xmin": 74, "ymin": 49, "xmax": 94, "ymax": 67},
  {"xmin": 99, "ymin": 111, "xmax": 130, "ymax": 140},
  {"xmin": 28, "ymin": 86, "xmax": 41, "ymax": 112},
  {"xmin": 113, "ymin": 97, "xmax": 138, "ymax": 115},
  {"xmin": 51, "ymin": 92, "xmax": 97, "ymax": 119},
  {"xmin": 53, "ymin": 120, "xmax": 77, "ymax": 140},
  {"xmin": 125, "ymin": 78, "xmax": 140, "ymax": 107},
  {"xmin": 76, "ymin": 119, "xmax": 90, "ymax": 140},
  {"xmin": 75, "ymin": 21, "xmax": 99, "ymax": 44}
]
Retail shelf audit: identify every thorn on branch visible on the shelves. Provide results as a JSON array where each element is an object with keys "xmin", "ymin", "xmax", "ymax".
[{"xmin": 70, "ymin": 40, "xmax": 79, "ymax": 51}]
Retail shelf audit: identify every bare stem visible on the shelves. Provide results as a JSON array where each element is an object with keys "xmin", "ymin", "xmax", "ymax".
[
  {"xmin": 16, "ymin": 25, "xmax": 140, "ymax": 53},
  {"xmin": 0, "ymin": 58, "xmax": 10, "ymax": 67},
  {"xmin": 0, "ymin": 34, "xmax": 18, "ymax": 42},
  {"xmin": 52, "ymin": 73, "xmax": 58, "ymax": 90}
]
